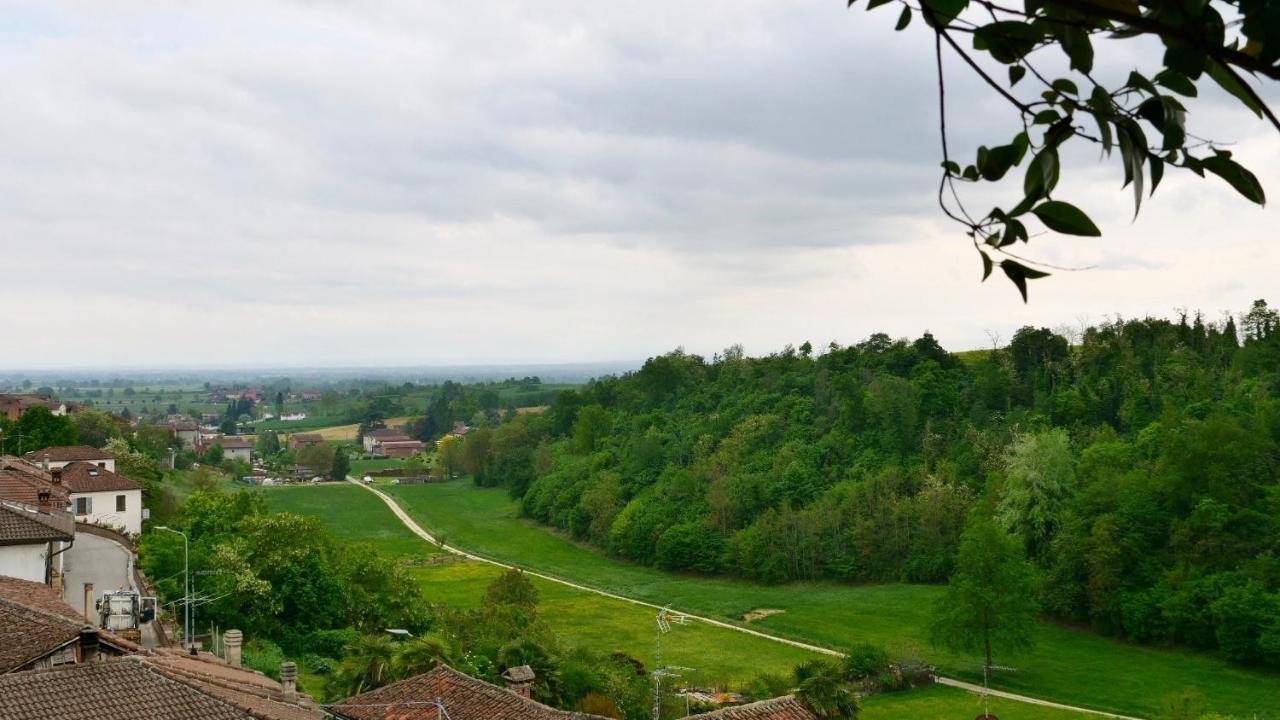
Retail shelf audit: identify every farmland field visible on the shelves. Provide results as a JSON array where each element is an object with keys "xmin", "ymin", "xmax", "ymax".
[
  {"xmin": 264, "ymin": 483, "xmax": 1098, "ymax": 718},
  {"xmin": 375, "ymin": 480, "xmax": 1280, "ymax": 719}
]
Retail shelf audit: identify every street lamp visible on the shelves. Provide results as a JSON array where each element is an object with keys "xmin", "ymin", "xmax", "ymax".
[{"xmin": 154, "ymin": 526, "xmax": 190, "ymax": 652}]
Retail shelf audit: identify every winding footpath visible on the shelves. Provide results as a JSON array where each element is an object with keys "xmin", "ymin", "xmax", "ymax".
[{"xmin": 347, "ymin": 478, "xmax": 1141, "ymax": 720}]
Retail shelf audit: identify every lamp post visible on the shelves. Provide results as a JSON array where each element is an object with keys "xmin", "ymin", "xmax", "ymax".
[{"xmin": 154, "ymin": 526, "xmax": 190, "ymax": 651}]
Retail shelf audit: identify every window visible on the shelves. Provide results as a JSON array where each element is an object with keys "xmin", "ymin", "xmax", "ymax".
[
  {"xmin": 97, "ymin": 462, "xmax": 106, "ymax": 469},
  {"xmin": 116, "ymin": 495, "xmax": 126, "ymax": 512},
  {"xmin": 75, "ymin": 497, "xmax": 92, "ymax": 515}
]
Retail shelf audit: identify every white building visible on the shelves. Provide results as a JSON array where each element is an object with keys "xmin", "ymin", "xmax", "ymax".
[
  {"xmin": 217, "ymin": 437, "xmax": 253, "ymax": 463},
  {"xmin": 0, "ymin": 500, "xmax": 74, "ymax": 585},
  {"xmin": 56, "ymin": 462, "xmax": 144, "ymax": 535},
  {"xmin": 23, "ymin": 446, "xmax": 116, "ymax": 474}
]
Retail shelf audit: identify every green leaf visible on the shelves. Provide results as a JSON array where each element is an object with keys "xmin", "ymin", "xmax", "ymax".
[
  {"xmin": 1009, "ymin": 65, "xmax": 1027, "ymax": 86},
  {"xmin": 895, "ymin": 5, "xmax": 912, "ymax": 29},
  {"xmin": 1206, "ymin": 59, "xmax": 1264, "ymax": 119},
  {"xmin": 941, "ymin": 160, "xmax": 961, "ymax": 174},
  {"xmin": 921, "ymin": 0, "xmax": 968, "ymax": 25},
  {"xmin": 1149, "ymin": 155, "xmax": 1164, "ymax": 196},
  {"xmin": 980, "ymin": 251, "xmax": 993, "ymax": 281},
  {"xmin": 1051, "ymin": 78, "xmax": 1079, "ymax": 96},
  {"xmin": 1024, "ymin": 146, "xmax": 1060, "ymax": 200},
  {"xmin": 1000, "ymin": 260, "xmax": 1050, "ymax": 302},
  {"xmin": 1126, "ymin": 71, "xmax": 1157, "ymax": 96},
  {"xmin": 1201, "ymin": 155, "xmax": 1267, "ymax": 205},
  {"xmin": 1031, "ymin": 200, "xmax": 1102, "ymax": 236},
  {"xmin": 866, "ymin": 0, "xmax": 896, "ymax": 9},
  {"xmin": 977, "ymin": 142, "xmax": 1024, "ymax": 181},
  {"xmin": 1059, "ymin": 25, "xmax": 1094, "ymax": 74},
  {"xmin": 1154, "ymin": 69, "xmax": 1198, "ymax": 97},
  {"xmin": 1033, "ymin": 110, "xmax": 1060, "ymax": 125},
  {"xmin": 1163, "ymin": 45, "xmax": 1207, "ymax": 80},
  {"xmin": 973, "ymin": 21, "xmax": 1042, "ymax": 63}
]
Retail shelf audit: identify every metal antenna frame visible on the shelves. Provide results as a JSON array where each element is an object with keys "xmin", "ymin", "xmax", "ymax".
[{"xmin": 652, "ymin": 606, "xmax": 691, "ymax": 720}]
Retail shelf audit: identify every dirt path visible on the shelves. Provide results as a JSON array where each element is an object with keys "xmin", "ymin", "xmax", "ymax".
[{"xmin": 349, "ymin": 479, "xmax": 1143, "ymax": 720}]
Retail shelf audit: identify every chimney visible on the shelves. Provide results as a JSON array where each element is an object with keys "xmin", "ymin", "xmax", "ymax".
[
  {"xmin": 51, "ymin": 468, "xmax": 62, "ymax": 484},
  {"xmin": 224, "ymin": 629, "xmax": 243, "ymax": 668},
  {"xmin": 41, "ymin": 457, "xmax": 49, "ymax": 472},
  {"xmin": 37, "ymin": 490, "xmax": 51, "ymax": 511},
  {"xmin": 79, "ymin": 626, "xmax": 100, "ymax": 663},
  {"xmin": 83, "ymin": 583, "xmax": 95, "ymax": 623},
  {"xmin": 280, "ymin": 661, "xmax": 298, "ymax": 702},
  {"xmin": 501, "ymin": 665, "xmax": 535, "ymax": 698}
]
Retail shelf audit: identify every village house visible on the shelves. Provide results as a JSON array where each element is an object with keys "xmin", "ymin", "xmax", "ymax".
[
  {"xmin": 0, "ymin": 580, "xmax": 325, "ymax": 719},
  {"xmin": 23, "ymin": 445, "xmax": 116, "ymax": 474},
  {"xmin": 0, "ymin": 576, "xmax": 136, "ymax": 673},
  {"xmin": 0, "ymin": 394, "xmax": 67, "ymax": 422},
  {"xmin": 219, "ymin": 436, "xmax": 254, "ymax": 463},
  {"xmin": 0, "ymin": 458, "xmax": 73, "ymax": 586},
  {"xmin": 56, "ymin": 462, "xmax": 144, "ymax": 535},
  {"xmin": 379, "ymin": 439, "xmax": 425, "ymax": 458},
  {"xmin": 158, "ymin": 420, "xmax": 199, "ymax": 448},
  {"xmin": 362, "ymin": 427, "xmax": 414, "ymax": 453},
  {"xmin": 289, "ymin": 433, "xmax": 325, "ymax": 452}
]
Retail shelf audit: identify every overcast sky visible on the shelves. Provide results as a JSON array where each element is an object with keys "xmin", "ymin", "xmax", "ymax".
[{"xmin": 1, "ymin": 1, "xmax": 1276, "ymax": 369}]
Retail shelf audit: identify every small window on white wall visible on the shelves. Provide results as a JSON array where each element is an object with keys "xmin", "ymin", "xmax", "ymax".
[
  {"xmin": 116, "ymin": 495, "xmax": 126, "ymax": 512},
  {"xmin": 75, "ymin": 497, "xmax": 92, "ymax": 515}
]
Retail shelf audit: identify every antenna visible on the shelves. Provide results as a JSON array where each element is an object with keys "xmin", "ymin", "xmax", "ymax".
[{"xmin": 652, "ymin": 607, "xmax": 691, "ymax": 720}]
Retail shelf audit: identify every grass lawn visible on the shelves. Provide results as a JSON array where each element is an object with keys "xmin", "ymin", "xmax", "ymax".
[
  {"xmin": 281, "ymin": 416, "xmax": 413, "ymax": 442},
  {"xmin": 862, "ymin": 685, "xmax": 1088, "ymax": 720},
  {"xmin": 378, "ymin": 481, "xmax": 1280, "ymax": 719},
  {"xmin": 264, "ymin": 484, "xmax": 818, "ymax": 689},
  {"xmin": 263, "ymin": 483, "xmax": 1107, "ymax": 716},
  {"xmin": 265, "ymin": 483, "xmax": 437, "ymax": 559},
  {"xmin": 350, "ymin": 457, "xmax": 409, "ymax": 478}
]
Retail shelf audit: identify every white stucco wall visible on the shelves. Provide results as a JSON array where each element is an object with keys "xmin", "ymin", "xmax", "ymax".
[
  {"xmin": 223, "ymin": 446, "xmax": 251, "ymax": 462},
  {"xmin": 69, "ymin": 489, "xmax": 143, "ymax": 535},
  {"xmin": 0, "ymin": 543, "xmax": 47, "ymax": 583}
]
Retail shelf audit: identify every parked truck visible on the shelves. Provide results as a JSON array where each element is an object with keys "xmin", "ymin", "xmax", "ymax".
[{"xmin": 96, "ymin": 590, "xmax": 156, "ymax": 643}]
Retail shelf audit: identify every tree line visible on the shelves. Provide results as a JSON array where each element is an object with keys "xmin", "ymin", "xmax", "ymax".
[{"xmin": 452, "ymin": 301, "xmax": 1280, "ymax": 669}]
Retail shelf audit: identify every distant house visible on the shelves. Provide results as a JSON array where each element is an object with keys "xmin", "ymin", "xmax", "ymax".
[
  {"xmin": 224, "ymin": 390, "xmax": 263, "ymax": 403},
  {"xmin": 280, "ymin": 412, "xmax": 307, "ymax": 421},
  {"xmin": 158, "ymin": 421, "xmax": 199, "ymax": 448},
  {"xmin": 300, "ymin": 391, "xmax": 322, "ymax": 401},
  {"xmin": 218, "ymin": 437, "xmax": 254, "ymax": 463},
  {"xmin": 289, "ymin": 433, "xmax": 325, "ymax": 452},
  {"xmin": 445, "ymin": 421, "xmax": 471, "ymax": 439},
  {"xmin": 379, "ymin": 440, "xmax": 425, "ymax": 459},
  {"xmin": 362, "ymin": 427, "xmax": 412, "ymax": 454},
  {"xmin": 0, "ymin": 395, "xmax": 67, "ymax": 422},
  {"xmin": 22, "ymin": 446, "xmax": 116, "ymax": 474},
  {"xmin": 57, "ymin": 462, "xmax": 144, "ymax": 535}
]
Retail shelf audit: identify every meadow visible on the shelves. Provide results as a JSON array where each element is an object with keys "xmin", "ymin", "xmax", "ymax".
[{"xmin": 374, "ymin": 481, "xmax": 1280, "ymax": 719}]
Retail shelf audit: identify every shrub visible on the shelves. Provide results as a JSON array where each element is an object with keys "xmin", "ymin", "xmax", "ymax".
[{"xmin": 843, "ymin": 642, "xmax": 888, "ymax": 680}]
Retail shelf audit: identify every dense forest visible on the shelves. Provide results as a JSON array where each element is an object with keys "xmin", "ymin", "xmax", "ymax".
[{"xmin": 455, "ymin": 301, "xmax": 1280, "ymax": 669}]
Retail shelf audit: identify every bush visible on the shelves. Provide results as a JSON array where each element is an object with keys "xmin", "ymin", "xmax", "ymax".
[
  {"xmin": 242, "ymin": 638, "xmax": 285, "ymax": 679},
  {"xmin": 843, "ymin": 642, "xmax": 889, "ymax": 680},
  {"xmin": 304, "ymin": 653, "xmax": 334, "ymax": 675},
  {"xmin": 304, "ymin": 627, "xmax": 362, "ymax": 658}
]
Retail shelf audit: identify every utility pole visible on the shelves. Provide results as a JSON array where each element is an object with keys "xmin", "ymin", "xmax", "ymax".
[{"xmin": 155, "ymin": 526, "xmax": 190, "ymax": 652}]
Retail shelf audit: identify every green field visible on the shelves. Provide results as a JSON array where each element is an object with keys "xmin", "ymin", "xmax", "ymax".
[
  {"xmin": 370, "ymin": 481, "xmax": 1279, "ymax": 719},
  {"xmin": 264, "ymin": 484, "xmax": 819, "ymax": 688},
  {"xmin": 350, "ymin": 457, "xmax": 410, "ymax": 478},
  {"xmin": 862, "ymin": 685, "xmax": 1087, "ymax": 720}
]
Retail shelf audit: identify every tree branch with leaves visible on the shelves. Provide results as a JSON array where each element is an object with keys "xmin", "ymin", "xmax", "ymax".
[{"xmin": 851, "ymin": 0, "xmax": 1276, "ymax": 299}]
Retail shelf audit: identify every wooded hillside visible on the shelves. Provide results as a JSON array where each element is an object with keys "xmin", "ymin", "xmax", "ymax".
[{"xmin": 459, "ymin": 301, "xmax": 1280, "ymax": 668}]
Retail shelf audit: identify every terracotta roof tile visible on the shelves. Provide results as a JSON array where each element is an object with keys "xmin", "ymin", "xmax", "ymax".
[
  {"xmin": 23, "ymin": 445, "xmax": 115, "ymax": 463},
  {"xmin": 686, "ymin": 696, "xmax": 817, "ymax": 719},
  {"xmin": 0, "ymin": 502, "xmax": 75, "ymax": 544},
  {"xmin": 59, "ymin": 461, "xmax": 144, "ymax": 493},
  {"xmin": 0, "ymin": 457, "xmax": 70, "ymax": 506},
  {"xmin": 0, "ymin": 583, "xmax": 84, "ymax": 672},
  {"xmin": 332, "ymin": 665, "xmax": 609, "ymax": 720}
]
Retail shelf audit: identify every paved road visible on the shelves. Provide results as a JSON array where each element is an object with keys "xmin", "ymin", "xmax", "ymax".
[
  {"xmin": 62, "ymin": 532, "xmax": 157, "ymax": 648},
  {"xmin": 349, "ymin": 478, "xmax": 1143, "ymax": 720}
]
